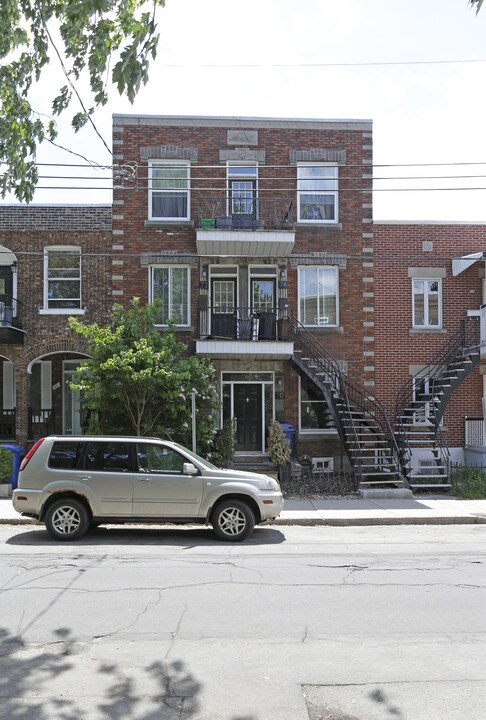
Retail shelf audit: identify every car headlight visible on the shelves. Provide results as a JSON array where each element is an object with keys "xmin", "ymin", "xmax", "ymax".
[{"xmin": 265, "ymin": 478, "xmax": 280, "ymax": 491}]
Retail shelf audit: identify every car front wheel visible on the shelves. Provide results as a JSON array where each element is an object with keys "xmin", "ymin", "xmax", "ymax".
[
  {"xmin": 211, "ymin": 499, "xmax": 255, "ymax": 542},
  {"xmin": 45, "ymin": 498, "xmax": 90, "ymax": 541}
]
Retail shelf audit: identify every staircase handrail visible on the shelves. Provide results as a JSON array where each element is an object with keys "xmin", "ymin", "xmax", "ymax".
[{"xmin": 289, "ymin": 314, "xmax": 401, "ymax": 479}]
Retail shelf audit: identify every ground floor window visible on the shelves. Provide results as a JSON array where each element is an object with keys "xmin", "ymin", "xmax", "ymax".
[{"xmin": 299, "ymin": 376, "xmax": 336, "ymax": 432}]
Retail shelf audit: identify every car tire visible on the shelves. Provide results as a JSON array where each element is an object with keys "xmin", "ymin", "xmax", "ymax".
[
  {"xmin": 211, "ymin": 499, "xmax": 255, "ymax": 542},
  {"xmin": 45, "ymin": 498, "xmax": 90, "ymax": 541}
]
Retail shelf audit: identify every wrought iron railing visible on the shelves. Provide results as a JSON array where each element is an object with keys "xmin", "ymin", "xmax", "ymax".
[
  {"xmin": 28, "ymin": 408, "xmax": 55, "ymax": 440},
  {"xmin": 195, "ymin": 195, "xmax": 295, "ymax": 231},
  {"xmin": 198, "ymin": 306, "xmax": 290, "ymax": 341},
  {"xmin": 289, "ymin": 314, "xmax": 402, "ymax": 484},
  {"xmin": 0, "ymin": 295, "xmax": 21, "ymax": 327},
  {"xmin": 0, "ymin": 409, "xmax": 16, "ymax": 439}
]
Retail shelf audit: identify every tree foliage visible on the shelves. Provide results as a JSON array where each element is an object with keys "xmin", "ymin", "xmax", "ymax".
[
  {"xmin": 469, "ymin": 0, "xmax": 484, "ymax": 13},
  {"xmin": 0, "ymin": 0, "xmax": 166, "ymax": 201},
  {"xmin": 69, "ymin": 298, "xmax": 219, "ymax": 454}
]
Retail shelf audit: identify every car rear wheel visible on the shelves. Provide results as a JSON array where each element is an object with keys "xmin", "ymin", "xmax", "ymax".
[
  {"xmin": 211, "ymin": 499, "xmax": 255, "ymax": 542},
  {"xmin": 45, "ymin": 499, "xmax": 90, "ymax": 541}
]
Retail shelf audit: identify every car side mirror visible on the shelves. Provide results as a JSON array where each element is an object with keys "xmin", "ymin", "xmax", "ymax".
[{"xmin": 183, "ymin": 462, "xmax": 198, "ymax": 475}]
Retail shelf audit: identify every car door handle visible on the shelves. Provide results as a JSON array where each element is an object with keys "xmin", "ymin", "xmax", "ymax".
[
  {"xmin": 139, "ymin": 477, "xmax": 150, "ymax": 483},
  {"xmin": 79, "ymin": 476, "xmax": 91, "ymax": 481}
]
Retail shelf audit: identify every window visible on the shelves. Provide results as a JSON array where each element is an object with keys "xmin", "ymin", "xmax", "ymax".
[
  {"xmin": 227, "ymin": 165, "xmax": 258, "ymax": 227},
  {"xmin": 44, "ymin": 247, "xmax": 81, "ymax": 311},
  {"xmin": 150, "ymin": 266, "xmax": 190, "ymax": 325},
  {"xmin": 298, "ymin": 266, "xmax": 338, "ymax": 326},
  {"xmin": 84, "ymin": 442, "xmax": 130, "ymax": 472},
  {"xmin": 137, "ymin": 444, "xmax": 187, "ymax": 473},
  {"xmin": 299, "ymin": 377, "xmax": 336, "ymax": 432},
  {"xmin": 48, "ymin": 442, "xmax": 83, "ymax": 469},
  {"xmin": 149, "ymin": 161, "xmax": 190, "ymax": 220},
  {"xmin": 297, "ymin": 164, "xmax": 338, "ymax": 222},
  {"xmin": 412, "ymin": 279, "xmax": 441, "ymax": 328}
]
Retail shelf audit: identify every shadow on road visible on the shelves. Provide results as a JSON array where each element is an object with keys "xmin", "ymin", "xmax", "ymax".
[
  {"xmin": 0, "ymin": 624, "xmax": 258, "ymax": 720},
  {"xmin": 6, "ymin": 524, "xmax": 286, "ymax": 547}
]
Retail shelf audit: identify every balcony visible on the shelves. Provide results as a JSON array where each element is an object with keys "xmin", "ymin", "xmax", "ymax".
[
  {"xmin": 195, "ymin": 196, "xmax": 295, "ymax": 257},
  {"xmin": 196, "ymin": 306, "xmax": 294, "ymax": 359},
  {"xmin": 0, "ymin": 296, "xmax": 25, "ymax": 344}
]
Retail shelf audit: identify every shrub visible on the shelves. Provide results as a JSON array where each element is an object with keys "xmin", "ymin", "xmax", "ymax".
[
  {"xmin": 268, "ymin": 419, "xmax": 291, "ymax": 467},
  {"xmin": 212, "ymin": 419, "xmax": 236, "ymax": 467},
  {"xmin": 450, "ymin": 466, "xmax": 486, "ymax": 499},
  {"xmin": 0, "ymin": 447, "xmax": 12, "ymax": 483}
]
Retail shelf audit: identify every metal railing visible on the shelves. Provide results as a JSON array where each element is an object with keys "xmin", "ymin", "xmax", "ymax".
[
  {"xmin": 0, "ymin": 409, "xmax": 16, "ymax": 439},
  {"xmin": 465, "ymin": 417, "xmax": 485, "ymax": 446},
  {"xmin": 0, "ymin": 295, "xmax": 21, "ymax": 327},
  {"xmin": 195, "ymin": 195, "xmax": 295, "ymax": 231},
  {"xmin": 198, "ymin": 306, "xmax": 290, "ymax": 341},
  {"xmin": 28, "ymin": 408, "xmax": 55, "ymax": 440},
  {"xmin": 289, "ymin": 314, "xmax": 402, "ymax": 484}
]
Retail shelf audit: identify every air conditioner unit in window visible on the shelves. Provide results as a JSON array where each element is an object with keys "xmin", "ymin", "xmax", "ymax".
[{"xmin": 312, "ymin": 457, "xmax": 333, "ymax": 472}]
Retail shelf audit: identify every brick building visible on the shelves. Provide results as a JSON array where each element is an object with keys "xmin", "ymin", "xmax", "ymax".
[
  {"xmin": 374, "ymin": 221, "xmax": 486, "ymax": 487},
  {"xmin": 0, "ymin": 205, "xmax": 112, "ymax": 445},
  {"xmin": 110, "ymin": 114, "xmax": 394, "ymax": 482}
]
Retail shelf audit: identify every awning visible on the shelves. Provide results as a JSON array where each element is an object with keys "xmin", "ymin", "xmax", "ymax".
[
  {"xmin": 452, "ymin": 251, "xmax": 486, "ymax": 276},
  {"xmin": 196, "ymin": 229, "xmax": 295, "ymax": 257}
]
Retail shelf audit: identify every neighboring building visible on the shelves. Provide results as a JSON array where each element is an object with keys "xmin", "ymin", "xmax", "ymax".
[
  {"xmin": 0, "ymin": 205, "xmax": 112, "ymax": 445},
  {"xmin": 111, "ymin": 114, "xmax": 400, "ymax": 486},
  {"xmin": 374, "ymin": 221, "xmax": 486, "ymax": 488}
]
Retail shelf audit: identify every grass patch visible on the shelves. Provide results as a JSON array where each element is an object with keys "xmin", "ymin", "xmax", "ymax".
[{"xmin": 450, "ymin": 467, "xmax": 486, "ymax": 499}]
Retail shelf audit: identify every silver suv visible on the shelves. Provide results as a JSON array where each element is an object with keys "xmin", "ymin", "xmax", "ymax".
[{"xmin": 13, "ymin": 436, "xmax": 284, "ymax": 542}]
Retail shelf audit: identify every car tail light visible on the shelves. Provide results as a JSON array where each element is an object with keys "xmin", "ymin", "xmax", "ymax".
[{"xmin": 19, "ymin": 438, "xmax": 45, "ymax": 472}]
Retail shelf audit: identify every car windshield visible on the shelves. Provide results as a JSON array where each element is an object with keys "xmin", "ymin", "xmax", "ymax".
[{"xmin": 171, "ymin": 443, "xmax": 219, "ymax": 470}]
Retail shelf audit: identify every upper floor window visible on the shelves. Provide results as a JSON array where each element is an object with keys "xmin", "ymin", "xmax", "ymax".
[
  {"xmin": 227, "ymin": 164, "xmax": 258, "ymax": 227},
  {"xmin": 43, "ymin": 247, "xmax": 82, "ymax": 312},
  {"xmin": 150, "ymin": 266, "xmax": 190, "ymax": 326},
  {"xmin": 297, "ymin": 164, "xmax": 338, "ymax": 223},
  {"xmin": 298, "ymin": 266, "xmax": 338, "ymax": 327},
  {"xmin": 148, "ymin": 160, "xmax": 190, "ymax": 221},
  {"xmin": 412, "ymin": 279, "xmax": 441, "ymax": 328}
]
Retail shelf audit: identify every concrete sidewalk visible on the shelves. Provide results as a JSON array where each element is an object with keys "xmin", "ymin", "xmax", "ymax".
[{"xmin": 1, "ymin": 495, "xmax": 486, "ymax": 526}]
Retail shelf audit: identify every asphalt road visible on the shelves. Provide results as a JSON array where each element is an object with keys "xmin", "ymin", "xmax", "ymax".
[{"xmin": 0, "ymin": 523, "xmax": 486, "ymax": 720}]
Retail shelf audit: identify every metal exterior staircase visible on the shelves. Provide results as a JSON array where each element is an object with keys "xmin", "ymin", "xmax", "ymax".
[
  {"xmin": 290, "ymin": 315, "xmax": 407, "ymax": 490},
  {"xmin": 395, "ymin": 319, "xmax": 480, "ymax": 490}
]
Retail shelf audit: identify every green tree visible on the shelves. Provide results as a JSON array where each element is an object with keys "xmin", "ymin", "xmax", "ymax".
[
  {"xmin": 0, "ymin": 0, "xmax": 166, "ymax": 201},
  {"xmin": 69, "ymin": 298, "xmax": 219, "ymax": 454},
  {"xmin": 470, "ymin": 1, "xmax": 484, "ymax": 13}
]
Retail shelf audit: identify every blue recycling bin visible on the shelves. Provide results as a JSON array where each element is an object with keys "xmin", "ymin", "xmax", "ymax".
[
  {"xmin": 279, "ymin": 423, "xmax": 295, "ymax": 450},
  {"xmin": 1, "ymin": 444, "xmax": 23, "ymax": 489}
]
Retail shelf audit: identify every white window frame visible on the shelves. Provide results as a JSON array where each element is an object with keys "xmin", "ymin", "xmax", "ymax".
[
  {"xmin": 297, "ymin": 163, "xmax": 338, "ymax": 224},
  {"xmin": 297, "ymin": 266, "xmax": 339, "ymax": 327},
  {"xmin": 226, "ymin": 162, "xmax": 259, "ymax": 218},
  {"xmin": 39, "ymin": 246, "xmax": 83, "ymax": 315},
  {"xmin": 149, "ymin": 265, "xmax": 191, "ymax": 327},
  {"xmin": 148, "ymin": 160, "xmax": 191, "ymax": 222},
  {"xmin": 412, "ymin": 278, "xmax": 442, "ymax": 329},
  {"xmin": 298, "ymin": 377, "xmax": 337, "ymax": 434}
]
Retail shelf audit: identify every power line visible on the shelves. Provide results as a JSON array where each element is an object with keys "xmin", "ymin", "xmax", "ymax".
[{"xmin": 163, "ymin": 58, "xmax": 486, "ymax": 69}]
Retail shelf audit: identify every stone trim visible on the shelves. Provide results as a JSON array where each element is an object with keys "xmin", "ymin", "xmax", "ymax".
[
  {"xmin": 290, "ymin": 253, "xmax": 347, "ymax": 269},
  {"xmin": 113, "ymin": 115, "xmax": 372, "ymax": 132},
  {"xmin": 219, "ymin": 149, "xmax": 266, "ymax": 163},
  {"xmin": 141, "ymin": 253, "xmax": 199, "ymax": 267},
  {"xmin": 140, "ymin": 145, "xmax": 198, "ymax": 161},
  {"xmin": 290, "ymin": 149, "xmax": 346, "ymax": 165},
  {"xmin": 408, "ymin": 267, "xmax": 447, "ymax": 278}
]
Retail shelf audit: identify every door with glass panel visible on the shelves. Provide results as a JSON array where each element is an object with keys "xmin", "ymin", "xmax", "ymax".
[
  {"xmin": 251, "ymin": 278, "xmax": 276, "ymax": 340},
  {"xmin": 211, "ymin": 278, "xmax": 236, "ymax": 338},
  {"xmin": 63, "ymin": 361, "xmax": 82, "ymax": 435},
  {"xmin": 228, "ymin": 166, "xmax": 257, "ymax": 229}
]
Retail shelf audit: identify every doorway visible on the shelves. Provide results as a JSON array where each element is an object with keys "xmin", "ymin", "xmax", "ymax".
[
  {"xmin": 63, "ymin": 361, "xmax": 83, "ymax": 434},
  {"xmin": 222, "ymin": 372, "xmax": 274, "ymax": 453}
]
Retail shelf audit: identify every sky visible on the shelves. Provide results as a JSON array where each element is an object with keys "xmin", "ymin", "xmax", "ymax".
[{"xmin": 6, "ymin": 0, "xmax": 486, "ymax": 222}]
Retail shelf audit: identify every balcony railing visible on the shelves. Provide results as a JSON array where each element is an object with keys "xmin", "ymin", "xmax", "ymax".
[
  {"xmin": 28, "ymin": 408, "xmax": 55, "ymax": 441},
  {"xmin": 198, "ymin": 307, "xmax": 290, "ymax": 341},
  {"xmin": 0, "ymin": 409, "xmax": 16, "ymax": 440},
  {"xmin": 0, "ymin": 295, "xmax": 21, "ymax": 327},
  {"xmin": 195, "ymin": 195, "xmax": 295, "ymax": 232},
  {"xmin": 465, "ymin": 417, "xmax": 485, "ymax": 446}
]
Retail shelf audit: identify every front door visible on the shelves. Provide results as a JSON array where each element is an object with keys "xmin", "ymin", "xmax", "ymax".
[
  {"xmin": 63, "ymin": 361, "xmax": 83, "ymax": 434},
  {"xmin": 234, "ymin": 384, "xmax": 263, "ymax": 452},
  {"xmin": 211, "ymin": 278, "xmax": 236, "ymax": 338},
  {"xmin": 251, "ymin": 278, "xmax": 276, "ymax": 340}
]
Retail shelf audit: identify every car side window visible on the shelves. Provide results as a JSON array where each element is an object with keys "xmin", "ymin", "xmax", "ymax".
[
  {"xmin": 49, "ymin": 442, "xmax": 83, "ymax": 469},
  {"xmin": 84, "ymin": 442, "xmax": 130, "ymax": 472},
  {"xmin": 137, "ymin": 444, "xmax": 186, "ymax": 474}
]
